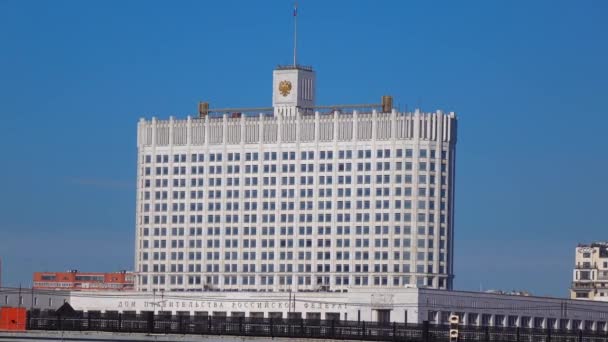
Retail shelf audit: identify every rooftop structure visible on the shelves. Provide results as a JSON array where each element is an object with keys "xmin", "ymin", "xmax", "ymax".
[
  {"xmin": 32, "ymin": 271, "xmax": 134, "ymax": 291},
  {"xmin": 571, "ymin": 242, "xmax": 608, "ymax": 301}
]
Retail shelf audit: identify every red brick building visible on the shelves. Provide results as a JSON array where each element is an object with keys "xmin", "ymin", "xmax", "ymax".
[{"xmin": 33, "ymin": 270, "xmax": 134, "ymax": 291}]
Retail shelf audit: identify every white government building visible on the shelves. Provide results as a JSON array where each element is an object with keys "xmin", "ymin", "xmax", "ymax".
[
  {"xmin": 5, "ymin": 62, "xmax": 608, "ymax": 330},
  {"xmin": 134, "ymin": 64, "xmax": 457, "ymax": 293}
]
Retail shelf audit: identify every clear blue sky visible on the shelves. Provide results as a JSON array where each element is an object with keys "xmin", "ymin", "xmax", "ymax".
[{"xmin": 0, "ymin": 0, "xmax": 606, "ymax": 297}]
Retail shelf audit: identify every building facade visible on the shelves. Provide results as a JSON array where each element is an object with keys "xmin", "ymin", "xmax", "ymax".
[
  {"xmin": 4, "ymin": 286, "xmax": 608, "ymax": 331},
  {"xmin": 135, "ymin": 65, "xmax": 457, "ymax": 292},
  {"xmin": 32, "ymin": 271, "xmax": 134, "ymax": 291},
  {"xmin": 571, "ymin": 242, "xmax": 608, "ymax": 301}
]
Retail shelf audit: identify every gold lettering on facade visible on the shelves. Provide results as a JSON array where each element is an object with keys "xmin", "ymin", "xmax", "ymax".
[{"xmin": 116, "ymin": 299, "xmax": 344, "ymax": 313}]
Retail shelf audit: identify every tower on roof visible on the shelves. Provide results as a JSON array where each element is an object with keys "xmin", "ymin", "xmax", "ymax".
[
  {"xmin": 272, "ymin": 65, "xmax": 315, "ymax": 117},
  {"xmin": 271, "ymin": 2, "xmax": 314, "ymax": 117}
]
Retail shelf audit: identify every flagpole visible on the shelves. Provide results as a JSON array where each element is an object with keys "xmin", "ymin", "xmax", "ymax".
[{"xmin": 293, "ymin": 2, "xmax": 297, "ymax": 67}]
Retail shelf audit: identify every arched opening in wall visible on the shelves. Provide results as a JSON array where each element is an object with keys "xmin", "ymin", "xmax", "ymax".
[
  {"xmin": 306, "ymin": 312, "xmax": 320, "ymax": 323},
  {"xmin": 269, "ymin": 312, "xmax": 283, "ymax": 319},
  {"xmin": 287, "ymin": 312, "xmax": 301, "ymax": 320},
  {"xmin": 212, "ymin": 311, "xmax": 227, "ymax": 319},
  {"xmin": 375, "ymin": 309, "xmax": 391, "ymax": 325},
  {"xmin": 249, "ymin": 312, "xmax": 263, "ymax": 320},
  {"xmin": 194, "ymin": 311, "xmax": 208, "ymax": 321},
  {"xmin": 325, "ymin": 312, "xmax": 340, "ymax": 321}
]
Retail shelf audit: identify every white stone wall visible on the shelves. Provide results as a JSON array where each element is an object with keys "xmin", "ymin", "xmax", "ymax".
[
  {"xmin": 4, "ymin": 287, "xmax": 608, "ymax": 331},
  {"xmin": 419, "ymin": 289, "xmax": 608, "ymax": 331},
  {"xmin": 135, "ymin": 110, "xmax": 457, "ymax": 293},
  {"xmin": 137, "ymin": 110, "xmax": 456, "ymax": 147},
  {"xmin": 0, "ymin": 287, "xmax": 70, "ymax": 311}
]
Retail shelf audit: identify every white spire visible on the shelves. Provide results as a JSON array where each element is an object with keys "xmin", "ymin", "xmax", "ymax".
[{"xmin": 293, "ymin": 2, "xmax": 297, "ymax": 67}]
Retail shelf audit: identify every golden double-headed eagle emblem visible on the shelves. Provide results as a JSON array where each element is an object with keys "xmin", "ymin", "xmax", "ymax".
[{"xmin": 279, "ymin": 80, "xmax": 292, "ymax": 96}]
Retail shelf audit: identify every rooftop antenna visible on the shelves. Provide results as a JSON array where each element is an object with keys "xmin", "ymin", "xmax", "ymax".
[{"xmin": 293, "ymin": 1, "xmax": 298, "ymax": 66}]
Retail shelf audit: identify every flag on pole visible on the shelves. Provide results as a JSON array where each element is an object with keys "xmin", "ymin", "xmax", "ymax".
[{"xmin": 294, "ymin": 2, "xmax": 297, "ymax": 16}]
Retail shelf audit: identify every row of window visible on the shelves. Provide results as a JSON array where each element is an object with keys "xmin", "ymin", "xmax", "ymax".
[
  {"xmin": 143, "ymin": 188, "xmax": 448, "ymax": 202},
  {"xmin": 145, "ymin": 149, "xmax": 449, "ymax": 164},
  {"xmin": 430, "ymin": 312, "xmax": 606, "ymax": 331},
  {"xmin": 141, "ymin": 238, "xmax": 447, "ymax": 249},
  {"xmin": 141, "ymin": 274, "xmax": 442, "ymax": 288},
  {"xmin": 144, "ymin": 161, "xmax": 448, "ymax": 177},
  {"xmin": 144, "ymin": 200, "xmax": 446, "ymax": 212},
  {"xmin": 142, "ymin": 212, "xmax": 449, "ymax": 224},
  {"xmin": 140, "ymin": 263, "xmax": 445, "ymax": 274},
  {"xmin": 143, "ymin": 175, "xmax": 448, "ymax": 190},
  {"xmin": 143, "ymin": 225, "xmax": 444, "ymax": 236},
  {"xmin": 140, "ymin": 250, "xmax": 446, "ymax": 262}
]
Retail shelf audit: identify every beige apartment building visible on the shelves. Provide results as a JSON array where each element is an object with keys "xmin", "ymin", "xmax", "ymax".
[{"xmin": 571, "ymin": 242, "xmax": 608, "ymax": 301}]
